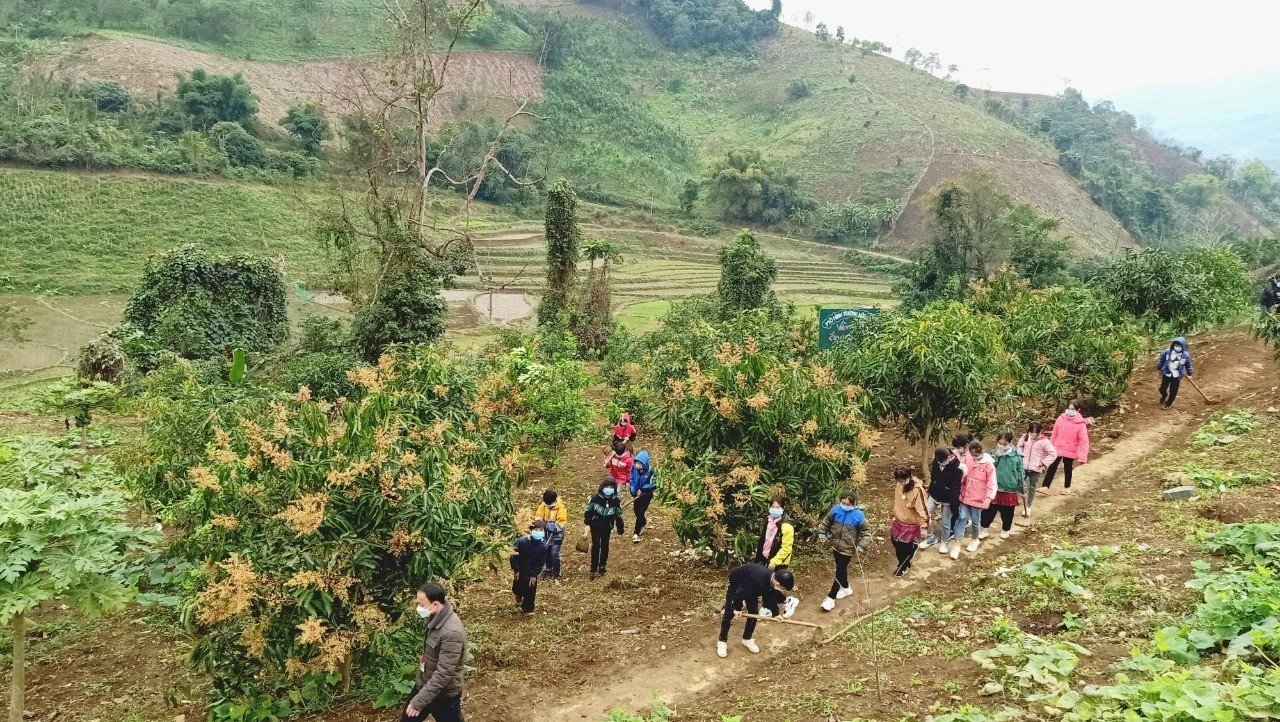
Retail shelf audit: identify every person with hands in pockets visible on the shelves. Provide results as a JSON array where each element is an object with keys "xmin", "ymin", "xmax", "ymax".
[{"xmin": 402, "ymin": 581, "xmax": 467, "ymax": 722}]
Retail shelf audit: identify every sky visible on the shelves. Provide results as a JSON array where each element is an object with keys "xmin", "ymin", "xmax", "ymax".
[{"xmin": 745, "ymin": 0, "xmax": 1279, "ymax": 102}]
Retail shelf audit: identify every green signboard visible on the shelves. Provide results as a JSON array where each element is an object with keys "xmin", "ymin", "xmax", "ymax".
[{"xmin": 817, "ymin": 306, "xmax": 879, "ymax": 350}]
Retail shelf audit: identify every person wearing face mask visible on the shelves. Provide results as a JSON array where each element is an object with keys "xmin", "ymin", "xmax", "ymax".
[
  {"xmin": 1017, "ymin": 422, "xmax": 1056, "ymax": 518},
  {"xmin": 403, "ymin": 581, "xmax": 467, "ymax": 722},
  {"xmin": 534, "ymin": 489, "xmax": 567, "ymax": 581},
  {"xmin": 956, "ymin": 440, "xmax": 998, "ymax": 558},
  {"xmin": 629, "ymin": 449, "xmax": 657, "ymax": 543},
  {"xmin": 604, "ymin": 439, "xmax": 633, "ymax": 487},
  {"xmin": 1043, "ymin": 400, "xmax": 1090, "ymax": 495},
  {"xmin": 924, "ymin": 446, "xmax": 965, "ymax": 555},
  {"xmin": 612, "ymin": 411, "xmax": 638, "ymax": 453},
  {"xmin": 583, "ymin": 478, "xmax": 624, "ymax": 577},
  {"xmin": 1156, "ymin": 337, "xmax": 1193, "ymax": 410},
  {"xmin": 818, "ymin": 489, "xmax": 867, "ymax": 611},
  {"xmin": 716, "ymin": 563, "xmax": 796, "ymax": 658},
  {"xmin": 510, "ymin": 520, "xmax": 549, "ymax": 615},
  {"xmin": 755, "ymin": 495, "xmax": 795, "ymax": 569},
  {"xmin": 982, "ymin": 432, "xmax": 1024, "ymax": 540}
]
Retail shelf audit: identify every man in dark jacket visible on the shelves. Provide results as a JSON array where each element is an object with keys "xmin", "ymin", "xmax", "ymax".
[
  {"xmin": 1157, "ymin": 336, "xmax": 1193, "ymax": 409},
  {"xmin": 583, "ymin": 478, "xmax": 624, "ymax": 577},
  {"xmin": 1262, "ymin": 276, "xmax": 1280, "ymax": 313},
  {"xmin": 511, "ymin": 520, "xmax": 548, "ymax": 615},
  {"xmin": 716, "ymin": 563, "xmax": 795, "ymax": 658},
  {"xmin": 404, "ymin": 581, "xmax": 467, "ymax": 722}
]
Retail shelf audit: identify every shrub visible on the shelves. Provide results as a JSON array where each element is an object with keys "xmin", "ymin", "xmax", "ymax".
[
  {"xmin": 267, "ymin": 148, "xmax": 318, "ymax": 177},
  {"xmin": 785, "ymin": 79, "xmax": 810, "ymax": 101},
  {"xmin": 966, "ymin": 271, "xmax": 1143, "ymax": 406},
  {"xmin": 123, "ymin": 245, "xmax": 289, "ymax": 358},
  {"xmin": 1092, "ymin": 247, "xmax": 1252, "ymax": 332},
  {"xmin": 176, "ymin": 69, "xmax": 258, "ymax": 130},
  {"xmin": 76, "ymin": 332, "xmax": 127, "ymax": 382},
  {"xmin": 717, "ymin": 229, "xmax": 778, "ymax": 314},
  {"xmin": 350, "ymin": 255, "xmax": 448, "ymax": 362},
  {"xmin": 274, "ymin": 351, "xmax": 361, "ymax": 401},
  {"xmin": 210, "ymin": 121, "xmax": 268, "ymax": 168},
  {"xmin": 279, "ymin": 103, "xmax": 329, "ymax": 156},
  {"xmin": 125, "ymin": 348, "xmax": 537, "ymax": 707},
  {"xmin": 162, "ymin": 0, "xmax": 240, "ymax": 42},
  {"xmin": 649, "ymin": 314, "xmax": 867, "ymax": 559},
  {"xmin": 79, "ymin": 80, "xmax": 131, "ymax": 113}
]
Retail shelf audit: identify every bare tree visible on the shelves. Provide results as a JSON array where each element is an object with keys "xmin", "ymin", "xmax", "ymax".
[{"xmin": 319, "ymin": 0, "xmax": 543, "ymax": 310}]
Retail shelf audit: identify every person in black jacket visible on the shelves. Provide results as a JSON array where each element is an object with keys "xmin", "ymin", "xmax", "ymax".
[
  {"xmin": 583, "ymin": 478, "xmax": 624, "ymax": 577},
  {"xmin": 511, "ymin": 520, "xmax": 548, "ymax": 615},
  {"xmin": 716, "ymin": 563, "xmax": 795, "ymax": 658},
  {"xmin": 923, "ymin": 447, "xmax": 965, "ymax": 556},
  {"xmin": 1262, "ymin": 275, "xmax": 1280, "ymax": 313}
]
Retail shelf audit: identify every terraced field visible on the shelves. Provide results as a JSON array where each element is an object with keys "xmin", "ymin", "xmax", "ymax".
[{"xmin": 467, "ymin": 226, "xmax": 896, "ymax": 330}]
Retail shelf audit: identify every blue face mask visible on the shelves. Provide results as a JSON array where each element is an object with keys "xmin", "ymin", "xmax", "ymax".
[
  {"xmin": 602, "ymin": 487, "xmax": 615, "ymax": 497},
  {"xmin": 531, "ymin": 531, "xmax": 545, "ymax": 541},
  {"xmin": 769, "ymin": 508, "xmax": 783, "ymax": 518},
  {"xmin": 839, "ymin": 503, "xmax": 855, "ymax": 512}
]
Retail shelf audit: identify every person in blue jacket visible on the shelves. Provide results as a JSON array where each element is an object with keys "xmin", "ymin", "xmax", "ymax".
[
  {"xmin": 1157, "ymin": 336, "xmax": 1193, "ymax": 409},
  {"xmin": 817, "ymin": 490, "xmax": 868, "ymax": 611},
  {"xmin": 629, "ymin": 449, "xmax": 657, "ymax": 543}
]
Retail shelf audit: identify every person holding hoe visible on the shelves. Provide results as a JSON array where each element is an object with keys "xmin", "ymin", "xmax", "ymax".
[
  {"xmin": 716, "ymin": 563, "xmax": 796, "ymax": 658},
  {"xmin": 1157, "ymin": 336, "xmax": 1193, "ymax": 410}
]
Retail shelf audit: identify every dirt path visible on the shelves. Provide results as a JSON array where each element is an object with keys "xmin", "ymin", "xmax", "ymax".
[{"xmin": 545, "ymin": 334, "xmax": 1274, "ymax": 721}]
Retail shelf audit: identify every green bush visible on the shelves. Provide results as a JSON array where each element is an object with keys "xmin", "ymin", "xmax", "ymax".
[
  {"xmin": 211, "ymin": 121, "xmax": 268, "ymax": 168},
  {"xmin": 123, "ymin": 245, "xmax": 289, "ymax": 358},
  {"xmin": 1092, "ymin": 247, "xmax": 1252, "ymax": 332},
  {"xmin": 350, "ymin": 255, "xmax": 448, "ymax": 363},
  {"xmin": 79, "ymin": 80, "xmax": 130, "ymax": 113},
  {"xmin": 176, "ymin": 69, "xmax": 258, "ymax": 130}
]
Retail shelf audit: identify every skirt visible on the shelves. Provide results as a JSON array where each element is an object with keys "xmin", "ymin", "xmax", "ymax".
[
  {"xmin": 890, "ymin": 519, "xmax": 924, "ymax": 543},
  {"xmin": 993, "ymin": 491, "xmax": 1019, "ymax": 507}
]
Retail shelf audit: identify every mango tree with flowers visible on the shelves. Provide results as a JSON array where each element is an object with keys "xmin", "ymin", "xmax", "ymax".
[
  {"xmin": 126, "ymin": 345, "xmax": 591, "ymax": 713},
  {"xmin": 649, "ymin": 312, "xmax": 870, "ymax": 560}
]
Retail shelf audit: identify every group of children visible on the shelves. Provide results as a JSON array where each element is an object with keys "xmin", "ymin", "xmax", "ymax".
[
  {"xmin": 718, "ymin": 401, "xmax": 1096, "ymax": 655},
  {"xmin": 509, "ymin": 414, "xmax": 655, "ymax": 615}
]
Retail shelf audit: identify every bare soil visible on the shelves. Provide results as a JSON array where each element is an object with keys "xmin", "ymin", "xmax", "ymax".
[{"xmin": 52, "ymin": 35, "xmax": 542, "ymax": 127}]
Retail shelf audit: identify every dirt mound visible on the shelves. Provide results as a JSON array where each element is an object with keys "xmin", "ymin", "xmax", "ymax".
[
  {"xmin": 53, "ymin": 35, "xmax": 542, "ymax": 126},
  {"xmin": 886, "ymin": 152, "xmax": 1135, "ymax": 258}
]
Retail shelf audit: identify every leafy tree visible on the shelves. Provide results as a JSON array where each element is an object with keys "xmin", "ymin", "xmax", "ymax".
[
  {"xmin": 1205, "ymin": 155, "xmax": 1238, "ymax": 181},
  {"xmin": 603, "ymin": 0, "xmax": 780, "ymax": 52},
  {"xmin": 209, "ymin": 121, "xmax": 267, "ymax": 167},
  {"xmin": 1173, "ymin": 173, "xmax": 1226, "ymax": 209},
  {"xmin": 834, "ymin": 301, "xmax": 1012, "ymax": 453},
  {"xmin": 280, "ymin": 102, "xmax": 329, "ymax": 156},
  {"xmin": 1238, "ymin": 160, "xmax": 1276, "ymax": 202},
  {"xmin": 1093, "ymin": 247, "xmax": 1253, "ymax": 332},
  {"xmin": 954, "ymin": 83, "xmax": 970, "ymax": 99},
  {"xmin": 573, "ymin": 241, "xmax": 624, "ymax": 357},
  {"xmin": 430, "ymin": 117, "xmax": 538, "ymax": 203},
  {"xmin": 678, "ymin": 178, "xmax": 700, "ymax": 217},
  {"xmin": 2, "ymin": 437, "xmax": 156, "ymax": 722},
  {"xmin": 923, "ymin": 52, "xmax": 941, "ymax": 75},
  {"xmin": 1004, "ymin": 204, "xmax": 1071, "ymax": 287},
  {"xmin": 904, "ymin": 47, "xmax": 923, "ymax": 68},
  {"xmin": 123, "ymin": 245, "xmax": 289, "ymax": 358},
  {"xmin": 161, "ymin": 0, "xmax": 241, "ymax": 42},
  {"xmin": 834, "ymin": 25, "xmax": 845, "ymax": 43},
  {"xmin": 538, "ymin": 179, "xmax": 582, "ymax": 326},
  {"xmin": 175, "ymin": 69, "xmax": 258, "ymax": 130},
  {"xmin": 815, "ymin": 199, "xmax": 903, "ymax": 245},
  {"xmin": 705, "ymin": 149, "xmax": 813, "ymax": 224},
  {"xmin": 717, "ymin": 229, "xmax": 778, "ymax": 313},
  {"xmin": 350, "ymin": 251, "xmax": 448, "ymax": 361},
  {"xmin": 41, "ymin": 379, "xmax": 120, "ymax": 450},
  {"xmin": 945, "ymin": 63, "xmax": 959, "ymax": 80},
  {"xmin": 814, "ymin": 22, "xmax": 829, "ymax": 41},
  {"xmin": 79, "ymin": 80, "xmax": 130, "ymax": 113}
]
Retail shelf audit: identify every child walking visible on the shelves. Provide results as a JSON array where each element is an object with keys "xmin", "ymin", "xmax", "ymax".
[
  {"xmin": 604, "ymin": 440, "xmax": 633, "ymax": 488},
  {"xmin": 755, "ymin": 496, "xmax": 795, "ymax": 569},
  {"xmin": 1044, "ymin": 401, "xmax": 1090, "ymax": 495},
  {"xmin": 583, "ymin": 479, "xmax": 624, "ymax": 577},
  {"xmin": 817, "ymin": 489, "xmax": 867, "ymax": 611},
  {"xmin": 534, "ymin": 489, "xmax": 567, "ymax": 580},
  {"xmin": 924, "ymin": 446, "xmax": 965, "ymax": 554},
  {"xmin": 890, "ymin": 467, "xmax": 928, "ymax": 576},
  {"xmin": 1016, "ymin": 422, "xmax": 1056, "ymax": 517},
  {"xmin": 510, "ymin": 520, "xmax": 548, "ymax": 615},
  {"xmin": 983, "ymin": 432, "xmax": 1024, "ymax": 539},
  {"xmin": 956, "ymin": 440, "xmax": 997, "ymax": 558},
  {"xmin": 629, "ymin": 449, "xmax": 657, "ymax": 542},
  {"xmin": 1156, "ymin": 337, "xmax": 1193, "ymax": 409}
]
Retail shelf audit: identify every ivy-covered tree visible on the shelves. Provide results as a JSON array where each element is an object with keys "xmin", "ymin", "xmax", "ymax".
[
  {"xmin": 717, "ymin": 229, "xmax": 778, "ymax": 314},
  {"xmin": 2, "ymin": 437, "xmax": 156, "ymax": 722},
  {"xmin": 280, "ymin": 102, "xmax": 330, "ymax": 156},
  {"xmin": 537, "ymin": 179, "xmax": 582, "ymax": 326},
  {"xmin": 679, "ymin": 178, "xmax": 700, "ymax": 217},
  {"xmin": 175, "ymin": 69, "xmax": 259, "ymax": 130},
  {"xmin": 573, "ymin": 240, "xmax": 624, "ymax": 357}
]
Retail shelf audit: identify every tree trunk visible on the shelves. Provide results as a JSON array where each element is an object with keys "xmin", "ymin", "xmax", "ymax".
[
  {"xmin": 80, "ymin": 425, "xmax": 89, "ymax": 451},
  {"xmin": 9, "ymin": 613, "xmax": 25, "ymax": 722}
]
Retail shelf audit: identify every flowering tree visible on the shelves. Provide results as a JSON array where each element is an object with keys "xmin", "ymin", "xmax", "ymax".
[
  {"xmin": 1, "ymin": 438, "xmax": 156, "ymax": 722},
  {"xmin": 649, "ymin": 317, "xmax": 868, "ymax": 560},
  {"xmin": 129, "ymin": 345, "xmax": 590, "ymax": 708}
]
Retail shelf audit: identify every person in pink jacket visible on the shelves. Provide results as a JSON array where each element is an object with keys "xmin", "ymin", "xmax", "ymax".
[
  {"xmin": 1042, "ymin": 401, "xmax": 1090, "ymax": 495},
  {"xmin": 1017, "ymin": 421, "xmax": 1058, "ymax": 517},
  {"xmin": 953, "ymin": 440, "xmax": 997, "ymax": 558}
]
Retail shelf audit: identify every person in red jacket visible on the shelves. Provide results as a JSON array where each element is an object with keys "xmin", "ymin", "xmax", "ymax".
[
  {"xmin": 603, "ymin": 440, "xmax": 633, "ymax": 487},
  {"xmin": 1042, "ymin": 400, "xmax": 1090, "ymax": 496},
  {"xmin": 612, "ymin": 412, "xmax": 638, "ymax": 453}
]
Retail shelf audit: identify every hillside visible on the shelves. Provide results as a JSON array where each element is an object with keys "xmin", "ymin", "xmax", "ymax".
[{"xmin": 21, "ymin": 0, "xmax": 1151, "ymax": 260}]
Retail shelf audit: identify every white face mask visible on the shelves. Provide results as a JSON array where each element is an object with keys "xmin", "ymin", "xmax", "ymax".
[
  {"xmin": 417, "ymin": 604, "xmax": 432, "ymax": 619},
  {"xmin": 1065, "ymin": 409, "xmax": 1078, "ymax": 418}
]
